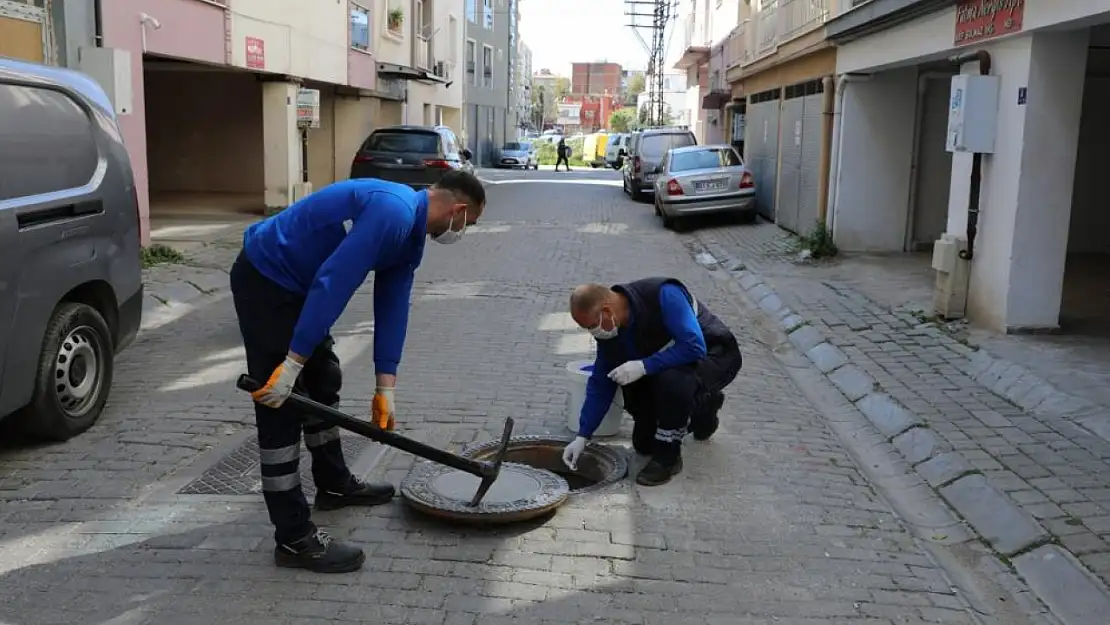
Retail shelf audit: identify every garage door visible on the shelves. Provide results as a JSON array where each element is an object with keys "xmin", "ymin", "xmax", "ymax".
[
  {"xmin": 744, "ymin": 90, "xmax": 780, "ymax": 221},
  {"xmin": 777, "ymin": 95, "xmax": 804, "ymax": 233},
  {"xmin": 798, "ymin": 91, "xmax": 825, "ymax": 236},
  {"xmin": 775, "ymin": 80, "xmax": 826, "ymax": 235}
]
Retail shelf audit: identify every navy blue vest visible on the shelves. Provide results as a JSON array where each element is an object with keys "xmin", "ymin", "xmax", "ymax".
[{"xmin": 596, "ymin": 277, "xmax": 732, "ymax": 368}]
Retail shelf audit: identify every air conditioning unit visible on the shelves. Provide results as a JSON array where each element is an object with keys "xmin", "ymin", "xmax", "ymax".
[
  {"xmin": 435, "ymin": 60, "xmax": 449, "ymax": 78},
  {"xmin": 932, "ymin": 233, "xmax": 970, "ymax": 319}
]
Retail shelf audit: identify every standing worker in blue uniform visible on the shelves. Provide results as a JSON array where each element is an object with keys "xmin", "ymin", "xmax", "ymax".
[
  {"xmin": 229, "ymin": 171, "xmax": 485, "ymax": 573},
  {"xmin": 562, "ymin": 278, "xmax": 743, "ymax": 485}
]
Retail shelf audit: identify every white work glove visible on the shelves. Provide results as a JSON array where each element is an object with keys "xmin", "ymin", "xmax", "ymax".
[
  {"xmin": 251, "ymin": 356, "xmax": 304, "ymax": 408},
  {"xmin": 562, "ymin": 436, "xmax": 588, "ymax": 471},
  {"xmin": 608, "ymin": 360, "xmax": 646, "ymax": 386}
]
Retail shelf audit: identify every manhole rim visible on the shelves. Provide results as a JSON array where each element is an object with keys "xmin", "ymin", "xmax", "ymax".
[
  {"xmin": 399, "ymin": 460, "xmax": 570, "ymax": 524},
  {"xmin": 460, "ymin": 434, "xmax": 629, "ymax": 496}
]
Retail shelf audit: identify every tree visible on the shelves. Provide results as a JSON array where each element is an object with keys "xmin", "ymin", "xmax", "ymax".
[
  {"xmin": 625, "ymin": 73, "xmax": 645, "ymax": 106},
  {"xmin": 554, "ymin": 77, "xmax": 570, "ymax": 99},
  {"xmin": 608, "ymin": 107, "xmax": 637, "ymax": 133},
  {"xmin": 531, "ymin": 86, "xmax": 559, "ymax": 126}
]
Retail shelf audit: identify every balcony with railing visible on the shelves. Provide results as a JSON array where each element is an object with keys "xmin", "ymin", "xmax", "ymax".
[
  {"xmin": 415, "ymin": 35, "xmax": 431, "ymax": 70},
  {"xmin": 675, "ymin": 11, "xmax": 711, "ymax": 70},
  {"xmin": 779, "ymin": 0, "xmax": 830, "ymax": 41},
  {"xmin": 754, "ymin": 0, "xmax": 779, "ymax": 58},
  {"xmin": 724, "ymin": 23, "xmax": 747, "ymax": 70}
]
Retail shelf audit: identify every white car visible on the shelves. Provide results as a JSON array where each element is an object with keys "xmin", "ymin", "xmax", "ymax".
[
  {"xmin": 605, "ymin": 133, "xmax": 630, "ymax": 169},
  {"xmin": 497, "ymin": 140, "xmax": 539, "ymax": 169}
]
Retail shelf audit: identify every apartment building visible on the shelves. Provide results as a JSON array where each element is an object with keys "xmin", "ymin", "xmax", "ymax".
[
  {"xmin": 825, "ymin": 0, "xmax": 1110, "ymax": 337},
  {"xmin": 636, "ymin": 71, "xmax": 689, "ymax": 128},
  {"xmin": 571, "ymin": 61, "xmax": 622, "ymax": 96},
  {"xmin": 0, "ymin": 0, "xmax": 96, "ymax": 67},
  {"xmin": 12, "ymin": 0, "xmax": 462, "ymax": 244},
  {"xmin": 463, "ymin": 0, "xmax": 516, "ymax": 165},
  {"xmin": 673, "ymin": 0, "xmax": 739, "ymax": 145}
]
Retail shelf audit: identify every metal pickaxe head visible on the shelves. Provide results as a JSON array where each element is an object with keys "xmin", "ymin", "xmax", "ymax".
[{"xmin": 468, "ymin": 416, "xmax": 515, "ymax": 507}]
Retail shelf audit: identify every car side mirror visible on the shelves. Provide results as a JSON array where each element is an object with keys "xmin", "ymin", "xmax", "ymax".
[{"xmin": 461, "ymin": 148, "xmax": 473, "ymax": 161}]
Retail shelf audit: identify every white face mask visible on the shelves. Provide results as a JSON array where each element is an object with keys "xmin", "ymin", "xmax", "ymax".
[
  {"xmin": 588, "ymin": 311, "xmax": 618, "ymax": 340},
  {"xmin": 432, "ymin": 209, "xmax": 467, "ymax": 245}
]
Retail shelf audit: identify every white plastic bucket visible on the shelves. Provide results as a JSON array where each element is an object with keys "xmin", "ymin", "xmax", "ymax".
[{"xmin": 566, "ymin": 359, "xmax": 625, "ymax": 438}]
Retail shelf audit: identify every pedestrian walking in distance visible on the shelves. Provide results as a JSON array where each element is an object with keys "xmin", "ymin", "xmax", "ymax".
[
  {"xmin": 229, "ymin": 171, "xmax": 485, "ymax": 573},
  {"xmin": 555, "ymin": 137, "xmax": 571, "ymax": 172},
  {"xmin": 563, "ymin": 279, "xmax": 743, "ymax": 485}
]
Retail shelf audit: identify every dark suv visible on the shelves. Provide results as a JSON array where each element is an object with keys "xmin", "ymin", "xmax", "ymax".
[
  {"xmin": 622, "ymin": 127, "xmax": 697, "ymax": 201},
  {"xmin": 350, "ymin": 125, "xmax": 473, "ymax": 189}
]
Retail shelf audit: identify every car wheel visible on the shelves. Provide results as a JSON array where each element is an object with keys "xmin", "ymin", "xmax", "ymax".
[
  {"xmin": 631, "ymin": 185, "xmax": 645, "ymax": 202},
  {"xmin": 18, "ymin": 302, "xmax": 115, "ymax": 441}
]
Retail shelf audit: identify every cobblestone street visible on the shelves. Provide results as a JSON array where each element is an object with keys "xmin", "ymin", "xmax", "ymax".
[{"xmin": 0, "ymin": 169, "xmax": 1058, "ymax": 624}]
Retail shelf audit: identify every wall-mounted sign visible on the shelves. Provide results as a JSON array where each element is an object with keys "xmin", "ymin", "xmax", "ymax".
[
  {"xmin": 245, "ymin": 36, "xmax": 265, "ymax": 69},
  {"xmin": 954, "ymin": 0, "xmax": 1025, "ymax": 47},
  {"xmin": 296, "ymin": 88, "xmax": 320, "ymax": 128}
]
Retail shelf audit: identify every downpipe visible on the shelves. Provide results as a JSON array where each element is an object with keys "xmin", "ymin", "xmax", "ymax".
[
  {"xmin": 950, "ymin": 50, "xmax": 992, "ymax": 261},
  {"xmin": 826, "ymin": 73, "xmax": 871, "ymax": 238},
  {"xmin": 905, "ymin": 71, "xmax": 957, "ymax": 251}
]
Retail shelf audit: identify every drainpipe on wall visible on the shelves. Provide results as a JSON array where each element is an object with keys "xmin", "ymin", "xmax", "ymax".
[
  {"xmin": 93, "ymin": 0, "xmax": 104, "ymax": 46},
  {"xmin": 817, "ymin": 75, "xmax": 835, "ymax": 224},
  {"xmin": 905, "ymin": 71, "xmax": 957, "ymax": 251},
  {"xmin": 826, "ymin": 73, "xmax": 872, "ymax": 238},
  {"xmin": 950, "ymin": 50, "xmax": 992, "ymax": 260}
]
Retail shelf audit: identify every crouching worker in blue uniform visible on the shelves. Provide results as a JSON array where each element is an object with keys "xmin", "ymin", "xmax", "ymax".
[
  {"xmin": 562, "ymin": 278, "xmax": 743, "ymax": 486},
  {"xmin": 229, "ymin": 171, "xmax": 485, "ymax": 574}
]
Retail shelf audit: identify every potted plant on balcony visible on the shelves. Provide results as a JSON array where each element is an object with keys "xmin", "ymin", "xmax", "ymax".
[{"xmin": 388, "ymin": 8, "xmax": 404, "ymax": 33}]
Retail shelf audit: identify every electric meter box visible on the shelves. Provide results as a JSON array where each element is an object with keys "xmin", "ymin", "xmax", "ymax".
[
  {"xmin": 77, "ymin": 47, "xmax": 133, "ymax": 116},
  {"xmin": 946, "ymin": 73, "xmax": 1000, "ymax": 154}
]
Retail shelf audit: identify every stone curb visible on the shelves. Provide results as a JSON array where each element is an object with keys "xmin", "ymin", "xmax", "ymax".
[{"xmin": 690, "ymin": 239, "xmax": 1110, "ymax": 625}]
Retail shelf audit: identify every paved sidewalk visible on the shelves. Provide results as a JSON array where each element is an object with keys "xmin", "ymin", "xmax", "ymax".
[
  {"xmin": 141, "ymin": 217, "xmax": 251, "ymax": 330},
  {"xmin": 690, "ymin": 220, "xmax": 1110, "ymax": 623},
  {"xmin": 0, "ymin": 171, "xmax": 1034, "ymax": 624}
]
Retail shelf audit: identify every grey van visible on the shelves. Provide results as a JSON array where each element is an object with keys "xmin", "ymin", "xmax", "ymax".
[
  {"xmin": 0, "ymin": 58, "xmax": 143, "ymax": 441},
  {"xmin": 622, "ymin": 127, "xmax": 697, "ymax": 202}
]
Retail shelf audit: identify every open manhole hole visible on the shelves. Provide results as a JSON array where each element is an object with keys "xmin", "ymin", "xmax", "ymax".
[{"xmin": 461, "ymin": 435, "xmax": 628, "ymax": 494}]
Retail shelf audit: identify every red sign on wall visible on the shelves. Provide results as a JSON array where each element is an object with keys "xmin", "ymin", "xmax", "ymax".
[
  {"xmin": 245, "ymin": 36, "xmax": 265, "ymax": 69},
  {"xmin": 954, "ymin": 0, "xmax": 1025, "ymax": 46}
]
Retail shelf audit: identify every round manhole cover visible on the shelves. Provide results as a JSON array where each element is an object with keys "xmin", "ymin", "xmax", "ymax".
[
  {"xmin": 461, "ymin": 435, "xmax": 628, "ymax": 495},
  {"xmin": 400, "ymin": 461, "xmax": 570, "ymax": 524}
]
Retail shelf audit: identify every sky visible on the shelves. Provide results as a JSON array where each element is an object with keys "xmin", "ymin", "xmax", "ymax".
[{"xmin": 518, "ymin": 0, "xmax": 684, "ymax": 77}]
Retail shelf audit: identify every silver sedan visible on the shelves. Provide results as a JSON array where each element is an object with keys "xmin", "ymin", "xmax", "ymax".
[{"xmin": 651, "ymin": 144, "xmax": 757, "ymax": 230}]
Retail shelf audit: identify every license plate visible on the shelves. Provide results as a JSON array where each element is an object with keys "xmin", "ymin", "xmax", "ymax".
[
  {"xmin": 694, "ymin": 178, "xmax": 728, "ymax": 192},
  {"xmin": 644, "ymin": 173, "xmax": 657, "ymax": 182}
]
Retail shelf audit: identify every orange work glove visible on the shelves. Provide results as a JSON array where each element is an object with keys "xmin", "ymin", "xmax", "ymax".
[{"xmin": 372, "ymin": 387, "xmax": 396, "ymax": 431}]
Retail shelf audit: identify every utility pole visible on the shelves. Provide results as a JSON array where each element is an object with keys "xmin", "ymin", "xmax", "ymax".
[{"xmin": 625, "ymin": 0, "xmax": 675, "ymax": 127}]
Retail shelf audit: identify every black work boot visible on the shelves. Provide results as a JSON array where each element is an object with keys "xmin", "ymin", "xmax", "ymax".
[
  {"xmin": 315, "ymin": 477, "xmax": 395, "ymax": 511},
  {"xmin": 691, "ymin": 392, "xmax": 725, "ymax": 441},
  {"xmin": 636, "ymin": 456, "xmax": 683, "ymax": 486},
  {"xmin": 275, "ymin": 530, "xmax": 365, "ymax": 573}
]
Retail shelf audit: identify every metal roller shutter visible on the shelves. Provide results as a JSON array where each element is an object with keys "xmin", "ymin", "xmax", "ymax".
[
  {"xmin": 798, "ymin": 92, "xmax": 825, "ymax": 235},
  {"xmin": 777, "ymin": 96, "xmax": 804, "ymax": 233}
]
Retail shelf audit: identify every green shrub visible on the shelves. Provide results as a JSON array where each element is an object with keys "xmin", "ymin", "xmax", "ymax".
[
  {"xmin": 796, "ymin": 221, "xmax": 838, "ymax": 259},
  {"xmin": 535, "ymin": 138, "xmax": 586, "ymax": 166},
  {"xmin": 141, "ymin": 243, "xmax": 186, "ymax": 268}
]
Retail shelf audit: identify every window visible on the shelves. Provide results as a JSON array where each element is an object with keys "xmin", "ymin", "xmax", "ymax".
[
  {"xmin": 479, "ymin": 44, "xmax": 492, "ymax": 89},
  {"xmin": 465, "ymin": 0, "xmax": 476, "ymax": 22},
  {"xmin": 0, "ymin": 83, "xmax": 99, "ymax": 201},
  {"xmin": 670, "ymin": 148, "xmax": 741, "ymax": 172},
  {"xmin": 449, "ymin": 16, "xmax": 459, "ymax": 61},
  {"xmin": 350, "ymin": 3, "xmax": 371, "ymax": 51},
  {"xmin": 466, "ymin": 39, "xmax": 477, "ymax": 86},
  {"xmin": 640, "ymin": 133, "xmax": 696, "ymax": 158},
  {"xmin": 483, "ymin": 0, "xmax": 493, "ymax": 29},
  {"xmin": 482, "ymin": 45, "xmax": 493, "ymax": 89},
  {"xmin": 365, "ymin": 130, "xmax": 441, "ymax": 153}
]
